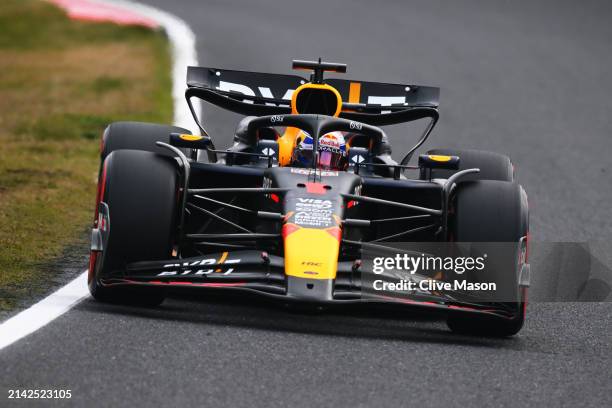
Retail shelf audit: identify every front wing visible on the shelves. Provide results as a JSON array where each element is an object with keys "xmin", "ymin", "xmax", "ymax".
[{"xmin": 99, "ymin": 250, "xmax": 522, "ymax": 321}]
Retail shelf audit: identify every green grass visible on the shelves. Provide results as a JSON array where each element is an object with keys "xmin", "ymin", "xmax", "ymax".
[{"xmin": 0, "ymin": 0, "xmax": 173, "ymax": 311}]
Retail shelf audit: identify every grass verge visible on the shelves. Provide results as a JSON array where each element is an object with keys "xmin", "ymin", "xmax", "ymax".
[{"xmin": 0, "ymin": 0, "xmax": 173, "ymax": 311}]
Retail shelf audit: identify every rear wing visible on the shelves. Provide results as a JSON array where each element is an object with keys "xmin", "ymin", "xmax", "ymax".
[{"xmin": 185, "ymin": 66, "xmax": 439, "ymax": 127}]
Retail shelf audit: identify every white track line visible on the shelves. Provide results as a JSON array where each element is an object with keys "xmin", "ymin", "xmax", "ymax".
[
  {"xmin": 0, "ymin": 0, "xmax": 197, "ymax": 351},
  {"xmin": 0, "ymin": 271, "xmax": 89, "ymax": 350}
]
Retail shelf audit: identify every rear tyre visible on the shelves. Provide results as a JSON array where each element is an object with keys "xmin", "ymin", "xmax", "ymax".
[
  {"xmin": 423, "ymin": 148, "xmax": 513, "ymax": 182},
  {"xmin": 101, "ymin": 121, "xmax": 192, "ymax": 162},
  {"xmin": 89, "ymin": 150, "xmax": 179, "ymax": 306},
  {"xmin": 446, "ymin": 180, "xmax": 528, "ymax": 337}
]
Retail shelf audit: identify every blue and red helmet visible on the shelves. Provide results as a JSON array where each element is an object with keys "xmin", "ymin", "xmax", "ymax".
[{"xmin": 292, "ymin": 131, "xmax": 348, "ymax": 170}]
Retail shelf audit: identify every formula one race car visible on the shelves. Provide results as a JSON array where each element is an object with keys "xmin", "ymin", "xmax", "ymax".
[{"xmin": 89, "ymin": 59, "xmax": 530, "ymax": 336}]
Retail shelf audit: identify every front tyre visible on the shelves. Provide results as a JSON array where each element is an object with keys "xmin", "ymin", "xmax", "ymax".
[
  {"xmin": 446, "ymin": 180, "xmax": 529, "ymax": 337},
  {"xmin": 89, "ymin": 150, "xmax": 179, "ymax": 306}
]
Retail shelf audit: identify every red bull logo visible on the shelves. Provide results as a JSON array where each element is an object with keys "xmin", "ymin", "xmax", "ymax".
[{"xmin": 320, "ymin": 133, "xmax": 342, "ymax": 149}]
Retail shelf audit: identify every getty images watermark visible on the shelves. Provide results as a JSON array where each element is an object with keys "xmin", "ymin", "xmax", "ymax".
[
  {"xmin": 362, "ymin": 242, "xmax": 612, "ymax": 302},
  {"xmin": 370, "ymin": 253, "xmax": 497, "ymax": 292}
]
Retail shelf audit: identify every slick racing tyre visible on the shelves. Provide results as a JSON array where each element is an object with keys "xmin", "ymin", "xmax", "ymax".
[
  {"xmin": 423, "ymin": 148, "xmax": 513, "ymax": 182},
  {"xmin": 446, "ymin": 180, "xmax": 529, "ymax": 337},
  {"xmin": 101, "ymin": 121, "xmax": 192, "ymax": 161},
  {"xmin": 89, "ymin": 149, "xmax": 179, "ymax": 306}
]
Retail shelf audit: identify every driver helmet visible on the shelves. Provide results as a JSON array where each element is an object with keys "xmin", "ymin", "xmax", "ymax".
[{"xmin": 292, "ymin": 131, "xmax": 348, "ymax": 170}]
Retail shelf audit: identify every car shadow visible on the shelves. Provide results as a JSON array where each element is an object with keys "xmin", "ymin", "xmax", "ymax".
[{"xmin": 77, "ymin": 289, "xmax": 526, "ymax": 349}]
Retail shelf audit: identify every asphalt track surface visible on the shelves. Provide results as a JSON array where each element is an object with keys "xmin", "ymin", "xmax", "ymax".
[{"xmin": 2, "ymin": 0, "xmax": 612, "ymax": 406}]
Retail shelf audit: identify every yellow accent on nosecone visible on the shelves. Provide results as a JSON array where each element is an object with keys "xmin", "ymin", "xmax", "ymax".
[{"xmin": 284, "ymin": 228, "xmax": 340, "ymax": 279}]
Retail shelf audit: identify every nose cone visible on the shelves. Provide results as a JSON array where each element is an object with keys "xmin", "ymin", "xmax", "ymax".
[
  {"xmin": 263, "ymin": 166, "xmax": 361, "ymax": 302},
  {"xmin": 283, "ymin": 225, "xmax": 341, "ymax": 280},
  {"xmin": 283, "ymin": 225, "xmax": 341, "ymax": 302},
  {"xmin": 281, "ymin": 193, "xmax": 342, "ymax": 302}
]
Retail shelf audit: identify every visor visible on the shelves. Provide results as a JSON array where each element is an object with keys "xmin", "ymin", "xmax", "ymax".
[{"xmin": 319, "ymin": 151, "xmax": 333, "ymax": 168}]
